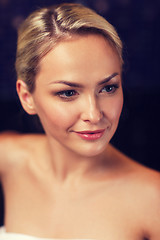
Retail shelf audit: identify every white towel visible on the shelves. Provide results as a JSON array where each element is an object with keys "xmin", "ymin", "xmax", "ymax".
[{"xmin": 0, "ymin": 226, "xmax": 95, "ymax": 240}]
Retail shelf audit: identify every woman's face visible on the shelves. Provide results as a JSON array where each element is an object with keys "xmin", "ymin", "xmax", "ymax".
[{"xmin": 31, "ymin": 34, "xmax": 123, "ymax": 157}]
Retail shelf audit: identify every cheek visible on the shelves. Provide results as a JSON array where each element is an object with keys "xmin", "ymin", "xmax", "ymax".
[
  {"xmin": 39, "ymin": 103, "xmax": 77, "ymax": 130},
  {"xmin": 103, "ymin": 95, "xmax": 123, "ymax": 123},
  {"xmin": 112, "ymin": 96, "xmax": 123, "ymax": 121}
]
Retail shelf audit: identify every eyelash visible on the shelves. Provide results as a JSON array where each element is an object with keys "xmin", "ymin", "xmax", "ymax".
[
  {"xmin": 55, "ymin": 84, "xmax": 119, "ymax": 100},
  {"xmin": 56, "ymin": 90, "xmax": 78, "ymax": 100},
  {"xmin": 100, "ymin": 84, "xmax": 119, "ymax": 94}
]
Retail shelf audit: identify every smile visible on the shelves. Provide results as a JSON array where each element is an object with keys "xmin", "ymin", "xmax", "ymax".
[{"xmin": 75, "ymin": 129, "xmax": 105, "ymax": 140}]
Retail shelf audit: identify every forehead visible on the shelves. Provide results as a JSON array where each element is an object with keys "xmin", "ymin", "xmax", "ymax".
[{"xmin": 36, "ymin": 34, "xmax": 121, "ymax": 85}]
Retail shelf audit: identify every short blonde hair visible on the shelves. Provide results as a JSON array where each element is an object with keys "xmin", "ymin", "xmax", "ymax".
[{"xmin": 16, "ymin": 3, "xmax": 123, "ymax": 92}]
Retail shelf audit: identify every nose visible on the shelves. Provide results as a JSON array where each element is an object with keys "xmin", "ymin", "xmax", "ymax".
[{"xmin": 81, "ymin": 94, "xmax": 103, "ymax": 124}]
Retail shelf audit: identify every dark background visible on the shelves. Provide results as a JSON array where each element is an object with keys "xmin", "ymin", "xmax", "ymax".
[{"xmin": 0, "ymin": 0, "xmax": 160, "ymax": 225}]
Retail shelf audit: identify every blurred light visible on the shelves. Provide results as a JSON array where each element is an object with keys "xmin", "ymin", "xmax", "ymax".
[
  {"xmin": 11, "ymin": 15, "xmax": 24, "ymax": 30},
  {"xmin": 0, "ymin": 0, "xmax": 9, "ymax": 7},
  {"xmin": 93, "ymin": 0, "xmax": 109, "ymax": 14}
]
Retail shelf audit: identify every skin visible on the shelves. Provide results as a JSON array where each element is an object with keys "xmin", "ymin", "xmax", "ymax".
[{"xmin": 0, "ymin": 34, "xmax": 160, "ymax": 240}]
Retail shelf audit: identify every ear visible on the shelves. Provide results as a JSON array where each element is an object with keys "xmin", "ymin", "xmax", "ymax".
[{"xmin": 16, "ymin": 79, "xmax": 37, "ymax": 115}]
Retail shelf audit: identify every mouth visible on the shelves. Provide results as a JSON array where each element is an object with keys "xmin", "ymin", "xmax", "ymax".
[{"xmin": 75, "ymin": 129, "xmax": 105, "ymax": 140}]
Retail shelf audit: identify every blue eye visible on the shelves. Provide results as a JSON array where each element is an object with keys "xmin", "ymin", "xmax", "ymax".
[
  {"xmin": 100, "ymin": 84, "xmax": 119, "ymax": 94},
  {"xmin": 56, "ymin": 90, "xmax": 78, "ymax": 99}
]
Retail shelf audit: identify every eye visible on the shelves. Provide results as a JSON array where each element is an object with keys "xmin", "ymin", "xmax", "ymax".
[
  {"xmin": 56, "ymin": 89, "xmax": 78, "ymax": 99},
  {"xmin": 100, "ymin": 84, "xmax": 119, "ymax": 94}
]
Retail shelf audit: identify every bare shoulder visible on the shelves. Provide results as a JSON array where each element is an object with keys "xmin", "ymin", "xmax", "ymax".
[
  {"xmin": 109, "ymin": 143, "xmax": 160, "ymax": 183},
  {"xmin": 127, "ymin": 158, "xmax": 160, "ymax": 238},
  {"xmin": 108, "ymin": 144, "xmax": 160, "ymax": 207},
  {"xmin": 0, "ymin": 131, "xmax": 46, "ymax": 175},
  {"xmin": 109, "ymin": 144, "xmax": 160, "ymax": 238}
]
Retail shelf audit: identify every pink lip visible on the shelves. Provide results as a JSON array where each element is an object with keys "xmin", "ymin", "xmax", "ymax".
[{"xmin": 75, "ymin": 129, "xmax": 105, "ymax": 140}]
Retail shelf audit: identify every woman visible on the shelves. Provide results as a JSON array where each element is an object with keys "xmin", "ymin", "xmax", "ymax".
[{"xmin": 0, "ymin": 3, "xmax": 159, "ymax": 240}]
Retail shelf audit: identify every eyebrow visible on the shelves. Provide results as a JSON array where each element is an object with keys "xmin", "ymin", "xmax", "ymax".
[
  {"xmin": 98, "ymin": 72, "xmax": 119, "ymax": 85},
  {"xmin": 51, "ymin": 72, "xmax": 119, "ymax": 88}
]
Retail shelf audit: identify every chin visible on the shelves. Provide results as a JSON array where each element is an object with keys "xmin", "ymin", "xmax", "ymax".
[{"xmin": 74, "ymin": 142, "xmax": 108, "ymax": 158}]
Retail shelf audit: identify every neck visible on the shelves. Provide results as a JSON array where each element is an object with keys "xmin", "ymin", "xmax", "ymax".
[{"xmin": 45, "ymin": 136, "xmax": 109, "ymax": 183}]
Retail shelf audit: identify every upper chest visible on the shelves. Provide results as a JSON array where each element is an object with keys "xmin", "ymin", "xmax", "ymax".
[{"xmin": 3, "ymin": 170, "xmax": 149, "ymax": 240}]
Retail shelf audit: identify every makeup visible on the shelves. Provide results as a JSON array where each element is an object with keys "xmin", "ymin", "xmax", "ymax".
[{"xmin": 75, "ymin": 129, "xmax": 105, "ymax": 140}]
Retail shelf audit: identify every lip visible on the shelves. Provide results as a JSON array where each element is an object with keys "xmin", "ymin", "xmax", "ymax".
[{"xmin": 75, "ymin": 129, "xmax": 105, "ymax": 140}]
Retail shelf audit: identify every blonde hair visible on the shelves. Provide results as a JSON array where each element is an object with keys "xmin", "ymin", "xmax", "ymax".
[{"xmin": 16, "ymin": 3, "xmax": 123, "ymax": 92}]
